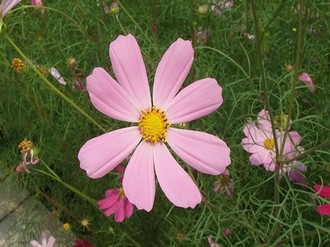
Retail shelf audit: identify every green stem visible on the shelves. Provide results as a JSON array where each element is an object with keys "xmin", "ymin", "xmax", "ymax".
[
  {"xmin": 279, "ymin": 0, "xmax": 305, "ymax": 156},
  {"xmin": 36, "ymin": 160, "xmax": 98, "ymax": 208},
  {"xmin": 4, "ymin": 33, "xmax": 107, "ymax": 133},
  {"xmin": 250, "ymin": 0, "xmax": 281, "ymax": 240},
  {"xmin": 114, "ymin": 14, "xmax": 128, "ymax": 35}
]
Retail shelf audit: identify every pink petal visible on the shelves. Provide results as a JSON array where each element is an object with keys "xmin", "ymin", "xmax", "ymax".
[
  {"xmin": 78, "ymin": 127, "xmax": 141, "ymax": 179},
  {"xmin": 0, "ymin": 0, "xmax": 21, "ymax": 17},
  {"xmin": 314, "ymin": 185, "xmax": 330, "ymax": 198},
  {"xmin": 153, "ymin": 143, "xmax": 201, "ymax": 208},
  {"xmin": 87, "ymin": 67, "xmax": 140, "ymax": 122},
  {"xmin": 98, "ymin": 192, "xmax": 119, "ymax": 210},
  {"xmin": 46, "ymin": 236, "xmax": 56, "ymax": 247},
  {"xmin": 257, "ymin": 109, "xmax": 272, "ymax": 130},
  {"xmin": 114, "ymin": 199, "xmax": 125, "ymax": 222},
  {"xmin": 30, "ymin": 240, "xmax": 40, "ymax": 247},
  {"xmin": 109, "ymin": 34, "xmax": 151, "ymax": 110},
  {"xmin": 166, "ymin": 128, "xmax": 231, "ymax": 175},
  {"xmin": 299, "ymin": 72, "xmax": 315, "ymax": 92},
  {"xmin": 104, "ymin": 199, "xmax": 121, "ymax": 217},
  {"xmin": 123, "ymin": 141, "xmax": 155, "ymax": 212},
  {"xmin": 164, "ymin": 78, "xmax": 222, "ymax": 124},
  {"xmin": 124, "ymin": 199, "xmax": 134, "ymax": 218},
  {"xmin": 249, "ymin": 152, "xmax": 264, "ymax": 166},
  {"xmin": 316, "ymin": 204, "xmax": 330, "ymax": 216},
  {"xmin": 153, "ymin": 38, "xmax": 194, "ymax": 108}
]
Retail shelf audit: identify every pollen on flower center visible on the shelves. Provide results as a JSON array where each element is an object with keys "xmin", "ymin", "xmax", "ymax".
[
  {"xmin": 263, "ymin": 138, "xmax": 275, "ymax": 150},
  {"xmin": 118, "ymin": 187, "xmax": 126, "ymax": 199},
  {"xmin": 138, "ymin": 106, "xmax": 170, "ymax": 144}
]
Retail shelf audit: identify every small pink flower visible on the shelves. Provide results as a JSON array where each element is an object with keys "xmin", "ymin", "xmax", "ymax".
[
  {"xmin": 16, "ymin": 139, "xmax": 39, "ymax": 173},
  {"xmin": 314, "ymin": 185, "xmax": 330, "ymax": 198},
  {"xmin": 49, "ymin": 67, "xmax": 66, "ymax": 85},
  {"xmin": 0, "ymin": 0, "xmax": 21, "ymax": 18},
  {"xmin": 208, "ymin": 235, "xmax": 222, "ymax": 247},
  {"xmin": 98, "ymin": 188, "xmax": 134, "ymax": 222},
  {"xmin": 30, "ymin": 232, "xmax": 56, "ymax": 247},
  {"xmin": 298, "ymin": 72, "xmax": 315, "ymax": 92},
  {"xmin": 316, "ymin": 204, "xmax": 330, "ymax": 216},
  {"xmin": 242, "ymin": 109, "xmax": 301, "ymax": 171},
  {"xmin": 213, "ymin": 169, "xmax": 234, "ymax": 199},
  {"xmin": 78, "ymin": 34, "xmax": 231, "ymax": 211},
  {"xmin": 31, "ymin": 0, "xmax": 42, "ymax": 6},
  {"xmin": 73, "ymin": 239, "xmax": 96, "ymax": 247},
  {"xmin": 282, "ymin": 161, "xmax": 307, "ymax": 185},
  {"xmin": 224, "ymin": 228, "xmax": 231, "ymax": 237},
  {"xmin": 314, "ymin": 185, "xmax": 330, "ymax": 216}
]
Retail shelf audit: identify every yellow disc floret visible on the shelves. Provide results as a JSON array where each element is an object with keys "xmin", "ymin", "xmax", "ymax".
[
  {"xmin": 138, "ymin": 106, "xmax": 170, "ymax": 143},
  {"xmin": 18, "ymin": 139, "xmax": 34, "ymax": 154},
  {"xmin": 263, "ymin": 138, "xmax": 275, "ymax": 150}
]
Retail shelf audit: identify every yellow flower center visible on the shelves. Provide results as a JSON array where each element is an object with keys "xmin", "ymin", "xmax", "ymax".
[
  {"xmin": 118, "ymin": 187, "xmax": 126, "ymax": 199},
  {"xmin": 263, "ymin": 138, "xmax": 275, "ymax": 150},
  {"xmin": 138, "ymin": 106, "xmax": 170, "ymax": 144},
  {"xmin": 11, "ymin": 58, "xmax": 24, "ymax": 73},
  {"xmin": 18, "ymin": 139, "xmax": 34, "ymax": 154}
]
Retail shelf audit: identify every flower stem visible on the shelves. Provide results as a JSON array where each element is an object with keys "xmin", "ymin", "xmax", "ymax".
[
  {"xmin": 279, "ymin": 0, "xmax": 305, "ymax": 156},
  {"xmin": 35, "ymin": 160, "xmax": 98, "ymax": 209},
  {"xmin": 4, "ymin": 33, "xmax": 107, "ymax": 133}
]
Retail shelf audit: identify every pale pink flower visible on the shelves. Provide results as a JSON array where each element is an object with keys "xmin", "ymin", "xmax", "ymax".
[
  {"xmin": 208, "ymin": 235, "xmax": 222, "ymax": 247},
  {"xmin": 78, "ymin": 34, "xmax": 231, "ymax": 211},
  {"xmin": 49, "ymin": 67, "xmax": 66, "ymax": 85},
  {"xmin": 31, "ymin": 0, "xmax": 42, "ymax": 6},
  {"xmin": 242, "ymin": 109, "xmax": 301, "ymax": 171},
  {"xmin": 30, "ymin": 232, "xmax": 56, "ymax": 247},
  {"xmin": 280, "ymin": 160, "xmax": 307, "ymax": 185},
  {"xmin": 0, "ymin": 0, "xmax": 21, "ymax": 18},
  {"xmin": 15, "ymin": 156, "xmax": 39, "ymax": 172},
  {"xmin": 98, "ymin": 188, "xmax": 134, "ymax": 222},
  {"xmin": 314, "ymin": 185, "xmax": 330, "ymax": 216},
  {"xmin": 213, "ymin": 169, "xmax": 234, "ymax": 199},
  {"xmin": 16, "ymin": 139, "xmax": 39, "ymax": 173},
  {"xmin": 299, "ymin": 72, "xmax": 315, "ymax": 92}
]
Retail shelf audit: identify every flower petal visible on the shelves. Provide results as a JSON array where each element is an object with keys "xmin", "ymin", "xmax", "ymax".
[
  {"xmin": 123, "ymin": 141, "xmax": 155, "ymax": 212},
  {"xmin": 166, "ymin": 128, "xmax": 231, "ymax": 175},
  {"xmin": 87, "ymin": 67, "xmax": 140, "ymax": 122},
  {"xmin": 153, "ymin": 38, "xmax": 194, "ymax": 108},
  {"xmin": 164, "ymin": 78, "xmax": 222, "ymax": 124},
  {"xmin": 316, "ymin": 204, "xmax": 330, "ymax": 216},
  {"xmin": 153, "ymin": 143, "xmax": 201, "ymax": 208},
  {"xmin": 0, "ymin": 0, "xmax": 21, "ymax": 17},
  {"xmin": 314, "ymin": 185, "xmax": 330, "ymax": 198},
  {"xmin": 114, "ymin": 199, "xmax": 125, "ymax": 222},
  {"xmin": 109, "ymin": 34, "xmax": 151, "ymax": 110},
  {"xmin": 78, "ymin": 127, "xmax": 141, "ymax": 179}
]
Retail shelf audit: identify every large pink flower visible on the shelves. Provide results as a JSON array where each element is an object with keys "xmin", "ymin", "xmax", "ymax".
[
  {"xmin": 0, "ymin": 0, "xmax": 21, "ymax": 18},
  {"xmin": 78, "ymin": 34, "xmax": 231, "ymax": 211}
]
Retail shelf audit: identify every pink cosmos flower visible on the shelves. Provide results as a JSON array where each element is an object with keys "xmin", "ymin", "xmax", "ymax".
[
  {"xmin": 213, "ymin": 169, "xmax": 234, "ymax": 199},
  {"xmin": 78, "ymin": 34, "xmax": 231, "ymax": 211},
  {"xmin": 298, "ymin": 72, "xmax": 315, "ymax": 92},
  {"xmin": 73, "ymin": 239, "xmax": 96, "ymax": 247},
  {"xmin": 0, "ymin": 0, "xmax": 21, "ymax": 18},
  {"xmin": 208, "ymin": 235, "xmax": 222, "ymax": 247},
  {"xmin": 98, "ymin": 187, "xmax": 134, "ymax": 222},
  {"xmin": 242, "ymin": 110, "xmax": 301, "ymax": 171},
  {"xmin": 314, "ymin": 184, "xmax": 330, "ymax": 216},
  {"xmin": 31, "ymin": 0, "xmax": 42, "ymax": 6},
  {"xmin": 30, "ymin": 232, "xmax": 56, "ymax": 247}
]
